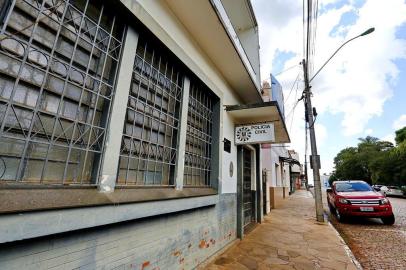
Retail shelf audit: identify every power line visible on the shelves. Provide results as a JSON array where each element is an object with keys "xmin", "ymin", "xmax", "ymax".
[
  {"xmin": 274, "ymin": 64, "xmax": 299, "ymax": 77},
  {"xmin": 285, "ymin": 72, "xmax": 300, "ymax": 102},
  {"xmin": 289, "ymin": 80, "xmax": 301, "ymax": 134},
  {"xmin": 303, "ymin": 0, "xmax": 306, "ymax": 59},
  {"xmin": 285, "ymin": 93, "xmax": 301, "ymax": 123}
]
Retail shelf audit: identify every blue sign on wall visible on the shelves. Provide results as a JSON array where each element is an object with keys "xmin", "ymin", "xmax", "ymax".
[{"xmin": 271, "ymin": 74, "xmax": 285, "ymax": 119}]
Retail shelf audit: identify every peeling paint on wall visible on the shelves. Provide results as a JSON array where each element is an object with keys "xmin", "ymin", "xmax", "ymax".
[{"xmin": 0, "ymin": 194, "xmax": 237, "ymax": 270}]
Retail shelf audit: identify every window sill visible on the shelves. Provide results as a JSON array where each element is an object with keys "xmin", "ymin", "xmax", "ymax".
[
  {"xmin": 0, "ymin": 185, "xmax": 217, "ymax": 214},
  {"xmin": 0, "ymin": 186, "xmax": 218, "ymax": 244}
]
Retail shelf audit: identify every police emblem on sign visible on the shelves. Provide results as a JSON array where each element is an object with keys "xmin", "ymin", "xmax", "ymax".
[{"xmin": 236, "ymin": 127, "xmax": 252, "ymax": 142}]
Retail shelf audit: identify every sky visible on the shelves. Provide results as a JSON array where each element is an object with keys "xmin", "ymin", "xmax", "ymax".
[{"xmin": 251, "ymin": 0, "xmax": 406, "ymax": 179}]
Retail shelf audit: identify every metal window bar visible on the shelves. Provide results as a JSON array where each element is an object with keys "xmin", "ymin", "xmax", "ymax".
[
  {"xmin": 117, "ymin": 35, "xmax": 183, "ymax": 186},
  {"xmin": 0, "ymin": 0, "xmax": 125, "ymax": 185},
  {"xmin": 183, "ymin": 82, "xmax": 214, "ymax": 187}
]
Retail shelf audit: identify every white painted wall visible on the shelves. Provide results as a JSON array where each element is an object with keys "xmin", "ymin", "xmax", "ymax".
[
  {"xmin": 220, "ymin": 0, "xmax": 260, "ymax": 85},
  {"xmin": 262, "ymin": 144, "xmax": 291, "ymax": 212},
  {"xmin": 222, "ymin": 113, "xmax": 238, "ymax": 193},
  {"xmin": 238, "ymin": 28, "xmax": 260, "ymax": 84}
]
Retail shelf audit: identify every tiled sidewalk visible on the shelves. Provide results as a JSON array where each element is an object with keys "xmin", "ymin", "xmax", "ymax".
[{"xmin": 205, "ymin": 190, "xmax": 358, "ymax": 270}]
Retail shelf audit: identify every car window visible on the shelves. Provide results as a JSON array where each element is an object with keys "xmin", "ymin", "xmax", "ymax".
[{"xmin": 335, "ymin": 182, "xmax": 373, "ymax": 192}]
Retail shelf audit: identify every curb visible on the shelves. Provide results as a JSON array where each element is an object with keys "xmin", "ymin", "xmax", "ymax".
[
  {"xmin": 309, "ymin": 189, "xmax": 363, "ymax": 270},
  {"xmin": 327, "ymin": 221, "xmax": 363, "ymax": 270}
]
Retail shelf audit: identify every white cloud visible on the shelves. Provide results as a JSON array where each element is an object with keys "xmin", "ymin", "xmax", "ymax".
[
  {"xmin": 393, "ymin": 114, "xmax": 406, "ymax": 130},
  {"xmin": 252, "ymin": 0, "xmax": 406, "ymax": 178},
  {"xmin": 364, "ymin": 128, "xmax": 373, "ymax": 135},
  {"xmin": 252, "ymin": 0, "xmax": 304, "ymax": 81},
  {"xmin": 311, "ymin": 0, "xmax": 406, "ymax": 136},
  {"xmin": 315, "ymin": 123, "xmax": 328, "ymax": 146},
  {"xmin": 382, "ymin": 133, "xmax": 395, "ymax": 144}
]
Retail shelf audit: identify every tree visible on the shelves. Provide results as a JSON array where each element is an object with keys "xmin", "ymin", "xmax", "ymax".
[
  {"xmin": 356, "ymin": 137, "xmax": 394, "ymax": 183},
  {"xmin": 331, "ymin": 136, "xmax": 397, "ymax": 185},
  {"xmin": 332, "ymin": 147, "xmax": 371, "ymax": 183},
  {"xmin": 395, "ymin": 126, "xmax": 406, "ymax": 145},
  {"xmin": 370, "ymin": 148, "xmax": 406, "ymax": 186}
]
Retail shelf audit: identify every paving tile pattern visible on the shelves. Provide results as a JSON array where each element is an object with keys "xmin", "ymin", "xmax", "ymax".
[
  {"xmin": 205, "ymin": 190, "xmax": 357, "ymax": 270},
  {"xmin": 329, "ymin": 197, "xmax": 406, "ymax": 270}
]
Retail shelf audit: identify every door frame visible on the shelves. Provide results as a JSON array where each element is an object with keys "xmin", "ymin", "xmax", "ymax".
[{"xmin": 236, "ymin": 144, "xmax": 262, "ymax": 239}]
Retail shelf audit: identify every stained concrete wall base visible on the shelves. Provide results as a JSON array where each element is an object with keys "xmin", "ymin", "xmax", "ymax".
[
  {"xmin": 196, "ymin": 239, "xmax": 240, "ymax": 269},
  {"xmin": 0, "ymin": 194, "xmax": 237, "ymax": 269}
]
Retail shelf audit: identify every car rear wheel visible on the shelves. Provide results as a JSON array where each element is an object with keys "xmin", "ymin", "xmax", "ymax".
[{"xmin": 381, "ymin": 214, "xmax": 395, "ymax": 225}]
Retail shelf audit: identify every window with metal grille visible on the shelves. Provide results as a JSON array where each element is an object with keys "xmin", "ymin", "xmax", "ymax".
[
  {"xmin": 0, "ymin": 0, "xmax": 124, "ymax": 185},
  {"xmin": 184, "ymin": 82, "xmax": 215, "ymax": 187},
  {"xmin": 117, "ymin": 34, "xmax": 183, "ymax": 186}
]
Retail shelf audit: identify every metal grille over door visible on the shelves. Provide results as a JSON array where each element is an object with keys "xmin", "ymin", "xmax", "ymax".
[
  {"xmin": 0, "ymin": 0, "xmax": 124, "ymax": 184},
  {"xmin": 243, "ymin": 147, "xmax": 255, "ymax": 228}
]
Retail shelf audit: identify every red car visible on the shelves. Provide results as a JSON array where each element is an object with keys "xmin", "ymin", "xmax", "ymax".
[{"xmin": 327, "ymin": 180, "xmax": 395, "ymax": 225}]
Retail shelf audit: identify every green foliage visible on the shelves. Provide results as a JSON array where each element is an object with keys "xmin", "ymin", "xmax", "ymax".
[
  {"xmin": 329, "ymin": 173, "xmax": 338, "ymax": 186},
  {"xmin": 331, "ymin": 131, "xmax": 405, "ymax": 187},
  {"xmin": 395, "ymin": 126, "xmax": 406, "ymax": 145}
]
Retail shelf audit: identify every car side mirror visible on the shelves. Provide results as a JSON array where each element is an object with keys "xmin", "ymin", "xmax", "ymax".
[{"xmin": 326, "ymin": 187, "xmax": 332, "ymax": 193}]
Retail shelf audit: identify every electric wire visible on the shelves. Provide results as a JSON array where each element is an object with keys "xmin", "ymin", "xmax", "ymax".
[
  {"xmin": 274, "ymin": 64, "xmax": 299, "ymax": 77},
  {"xmin": 303, "ymin": 0, "xmax": 306, "ymax": 60},
  {"xmin": 304, "ymin": 119, "xmax": 309, "ymax": 182},
  {"xmin": 289, "ymin": 81, "xmax": 301, "ymax": 134},
  {"xmin": 312, "ymin": 0, "xmax": 319, "ymax": 75},
  {"xmin": 285, "ymin": 97, "xmax": 301, "ymax": 125},
  {"xmin": 285, "ymin": 72, "xmax": 300, "ymax": 102}
]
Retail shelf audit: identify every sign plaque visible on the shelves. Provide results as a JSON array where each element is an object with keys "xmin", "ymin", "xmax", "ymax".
[{"xmin": 235, "ymin": 123, "xmax": 275, "ymax": 145}]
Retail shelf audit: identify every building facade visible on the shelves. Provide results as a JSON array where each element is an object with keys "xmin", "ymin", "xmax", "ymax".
[
  {"xmin": 260, "ymin": 80, "xmax": 295, "ymax": 212},
  {"xmin": 287, "ymin": 149, "xmax": 302, "ymax": 193},
  {"xmin": 0, "ymin": 0, "xmax": 289, "ymax": 269}
]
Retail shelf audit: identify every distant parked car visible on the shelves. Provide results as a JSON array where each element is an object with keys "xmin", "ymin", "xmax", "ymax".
[
  {"xmin": 372, "ymin": 185, "xmax": 389, "ymax": 196},
  {"xmin": 327, "ymin": 180, "xmax": 395, "ymax": 225},
  {"xmin": 386, "ymin": 186, "xmax": 404, "ymax": 197}
]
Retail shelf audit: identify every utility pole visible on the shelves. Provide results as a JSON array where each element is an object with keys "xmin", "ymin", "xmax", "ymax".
[
  {"xmin": 302, "ymin": 59, "xmax": 324, "ymax": 222},
  {"xmin": 304, "ymin": 121, "xmax": 309, "ymax": 190},
  {"xmin": 300, "ymin": 27, "xmax": 374, "ymax": 223}
]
